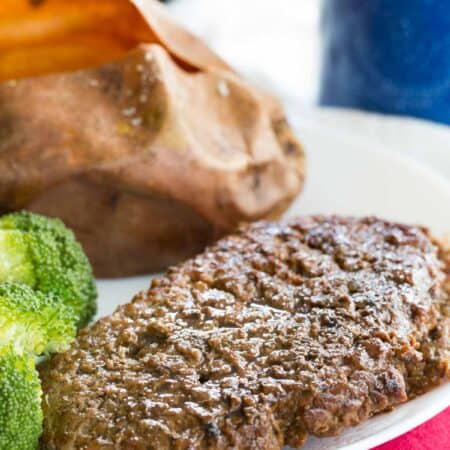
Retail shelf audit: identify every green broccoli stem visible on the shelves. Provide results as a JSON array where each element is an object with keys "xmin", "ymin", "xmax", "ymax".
[
  {"xmin": 0, "ymin": 230, "xmax": 36, "ymax": 286},
  {"xmin": 0, "ymin": 283, "xmax": 77, "ymax": 356}
]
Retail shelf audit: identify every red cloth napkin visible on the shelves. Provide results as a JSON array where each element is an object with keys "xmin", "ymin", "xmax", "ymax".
[{"xmin": 372, "ymin": 407, "xmax": 450, "ymax": 450}]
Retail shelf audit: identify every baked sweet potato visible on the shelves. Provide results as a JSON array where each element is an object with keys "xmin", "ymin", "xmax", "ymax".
[{"xmin": 0, "ymin": 0, "xmax": 305, "ymax": 277}]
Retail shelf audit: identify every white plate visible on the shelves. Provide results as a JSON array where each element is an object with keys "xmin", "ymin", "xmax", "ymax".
[
  {"xmin": 289, "ymin": 106, "xmax": 450, "ymax": 182},
  {"xmin": 96, "ymin": 122, "xmax": 450, "ymax": 450}
]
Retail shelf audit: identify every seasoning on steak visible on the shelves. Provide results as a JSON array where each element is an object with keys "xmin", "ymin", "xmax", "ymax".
[{"xmin": 39, "ymin": 216, "xmax": 450, "ymax": 450}]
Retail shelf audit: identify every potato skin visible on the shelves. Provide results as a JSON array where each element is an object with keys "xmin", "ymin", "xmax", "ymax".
[
  {"xmin": 0, "ymin": 45, "xmax": 305, "ymax": 277},
  {"xmin": 27, "ymin": 176, "xmax": 220, "ymax": 277}
]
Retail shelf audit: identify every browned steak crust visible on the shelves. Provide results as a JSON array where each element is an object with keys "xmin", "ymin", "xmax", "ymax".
[{"xmin": 39, "ymin": 217, "xmax": 449, "ymax": 450}]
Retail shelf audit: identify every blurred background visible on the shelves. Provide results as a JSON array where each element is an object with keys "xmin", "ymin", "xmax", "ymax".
[
  {"xmin": 167, "ymin": 0, "xmax": 320, "ymax": 113},
  {"xmin": 162, "ymin": 0, "xmax": 450, "ymax": 180}
]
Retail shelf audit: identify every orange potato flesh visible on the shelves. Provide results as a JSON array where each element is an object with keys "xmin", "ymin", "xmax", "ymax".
[
  {"xmin": 0, "ymin": 0, "xmax": 156, "ymax": 81},
  {"xmin": 0, "ymin": 33, "xmax": 132, "ymax": 81}
]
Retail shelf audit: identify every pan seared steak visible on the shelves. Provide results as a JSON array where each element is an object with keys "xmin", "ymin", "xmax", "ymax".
[{"xmin": 40, "ymin": 216, "xmax": 449, "ymax": 449}]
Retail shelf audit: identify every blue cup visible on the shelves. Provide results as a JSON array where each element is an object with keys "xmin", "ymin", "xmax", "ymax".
[{"xmin": 320, "ymin": 0, "xmax": 450, "ymax": 125}]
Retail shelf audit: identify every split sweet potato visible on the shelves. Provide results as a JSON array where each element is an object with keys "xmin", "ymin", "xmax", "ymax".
[{"xmin": 0, "ymin": 0, "xmax": 305, "ymax": 277}]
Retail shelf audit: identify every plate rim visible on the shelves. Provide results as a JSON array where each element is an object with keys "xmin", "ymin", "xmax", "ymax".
[{"xmin": 294, "ymin": 117, "xmax": 450, "ymax": 209}]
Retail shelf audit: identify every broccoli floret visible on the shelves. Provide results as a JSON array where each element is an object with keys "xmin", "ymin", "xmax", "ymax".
[
  {"xmin": 0, "ymin": 211, "xmax": 97, "ymax": 327},
  {"xmin": 0, "ymin": 346, "xmax": 42, "ymax": 450},
  {"xmin": 0, "ymin": 283, "xmax": 76, "ymax": 355}
]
